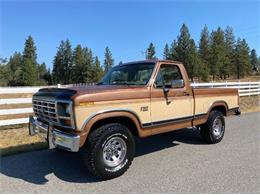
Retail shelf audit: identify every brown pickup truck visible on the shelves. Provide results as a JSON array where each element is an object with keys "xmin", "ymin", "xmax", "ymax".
[{"xmin": 29, "ymin": 60, "xmax": 240, "ymax": 180}]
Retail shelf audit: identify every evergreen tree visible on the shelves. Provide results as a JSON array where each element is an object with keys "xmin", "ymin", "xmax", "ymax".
[
  {"xmin": 224, "ymin": 26, "xmax": 236, "ymax": 77},
  {"xmin": 163, "ymin": 43, "xmax": 171, "ymax": 60},
  {"xmin": 250, "ymin": 49, "xmax": 258, "ymax": 70},
  {"xmin": 199, "ymin": 25, "xmax": 210, "ymax": 65},
  {"xmin": 21, "ymin": 36, "xmax": 38, "ymax": 85},
  {"xmin": 209, "ymin": 27, "xmax": 228, "ymax": 80},
  {"xmin": 258, "ymin": 57, "xmax": 260, "ymax": 70},
  {"xmin": 146, "ymin": 42, "xmax": 156, "ymax": 59},
  {"xmin": 104, "ymin": 47, "xmax": 114, "ymax": 73},
  {"xmin": 234, "ymin": 38, "xmax": 251, "ymax": 79},
  {"xmin": 22, "ymin": 58, "xmax": 38, "ymax": 86},
  {"xmin": 84, "ymin": 47, "xmax": 94, "ymax": 83},
  {"xmin": 72, "ymin": 45, "xmax": 95, "ymax": 83},
  {"xmin": 72, "ymin": 44, "xmax": 85, "ymax": 83},
  {"xmin": 0, "ymin": 58, "xmax": 9, "ymax": 86},
  {"xmin": 7, "ymin": 52, "xmax": 23, "ymax": 86},
  {"xmin": 45, "ymin": 68, "xmax": 53, "ymax": 85},
  {"xmin": 92, "ymin": 56, "xmax": 103, "ymax": 82},
  {"xmin": 37, "ymin": 62, "xmax": 48, "ymax": 85},
  {"xmin": 52, "ymin": 40, "xmax": 73, "ymax": 84},
  {"xmin": 170, "ymin": 24, "xmax": 200, "ymax": 80},
  {"xmin": 170, "ymin": 40, "xmax": 178, "ymax": 60}
]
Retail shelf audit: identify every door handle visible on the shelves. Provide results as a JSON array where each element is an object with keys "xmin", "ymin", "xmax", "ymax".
[{"xmin": 183, "ymin": 92, "xmax": 190, "ymax": 96}]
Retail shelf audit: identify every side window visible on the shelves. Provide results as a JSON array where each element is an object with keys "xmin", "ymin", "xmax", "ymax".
[{"xmin": 154, "ymin": 65, "xmax": 184, "ymax": 88}]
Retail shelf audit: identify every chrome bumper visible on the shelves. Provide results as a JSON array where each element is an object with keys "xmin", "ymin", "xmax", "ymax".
[{"xmin": 29, "ymin": 116, "xmax": 80, "ymax": 152}]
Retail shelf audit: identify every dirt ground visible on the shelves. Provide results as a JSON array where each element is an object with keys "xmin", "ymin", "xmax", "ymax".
[{"xmin": 240, "ymin": 96, "xmax": 260, "ymax": 113}]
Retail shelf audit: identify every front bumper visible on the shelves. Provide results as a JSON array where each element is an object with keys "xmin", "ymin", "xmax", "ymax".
[{"xmin": 29, "ymin": 116, "xmax": 80, "ymax": 152}]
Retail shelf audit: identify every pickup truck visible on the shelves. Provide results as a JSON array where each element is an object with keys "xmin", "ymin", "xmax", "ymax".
[{"xmin": 29, "ymin": 60, "xmax": 240, "ymax": 180}]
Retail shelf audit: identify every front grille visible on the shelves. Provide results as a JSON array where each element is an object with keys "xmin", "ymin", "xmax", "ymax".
[{"xmin": 33, "ymin": 99, "xmax": 58, "ymax": 123}]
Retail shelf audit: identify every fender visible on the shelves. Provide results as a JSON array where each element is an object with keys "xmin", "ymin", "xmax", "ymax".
[
  {"xmin": 78, "ymin": 109, "xmax": 149, "ymax": 147},
  {"xmin": 207, "ymin": 100, "xmax": 229, "ymax": 116},
  {"xmin": 192, "ymin": 100, "xmax": 229, "ymax": 126}
]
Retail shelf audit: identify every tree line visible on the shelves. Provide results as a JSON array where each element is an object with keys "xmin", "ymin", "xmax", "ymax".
[
  {"xmin": 0, "ymin": 24, "xmax": 259, "ymax": 86},
  {"xmin": 146, "ymin": 24, "xmax": 260, "ymax": 81},
  {"xmin": 0, "ymin": 36, "xmax": 114, "ymax": 86}
]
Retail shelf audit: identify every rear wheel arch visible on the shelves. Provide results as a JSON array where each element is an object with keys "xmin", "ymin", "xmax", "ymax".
[{"xmin": 208, "ymin": 101, "xmax": 228, "ymax": 116}]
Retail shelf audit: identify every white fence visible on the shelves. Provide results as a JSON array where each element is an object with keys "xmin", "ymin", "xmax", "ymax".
[
  {"xmin": 191, "ymin": 81, "xmax": 260, "ymax": 96},
  {"xmin": 0, "ymin": 81, "xmax": 259, "ymax": 127}
]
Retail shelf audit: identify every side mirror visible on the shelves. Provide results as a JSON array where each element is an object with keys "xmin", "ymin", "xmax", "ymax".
[
  {"xmin": 163, "ymin": 87, "xmax": 170, "ymax": 94},
  {"xmin": 171, "ymin": 79, "xmax": 184, "ymax": 88}
]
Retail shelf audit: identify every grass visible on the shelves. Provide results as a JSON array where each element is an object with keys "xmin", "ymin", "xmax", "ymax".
[{"xmin": 0, "ymin": 127, "xmax": 47, "ymax": 156}]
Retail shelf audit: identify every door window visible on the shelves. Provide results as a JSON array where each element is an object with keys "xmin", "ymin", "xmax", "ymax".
[{"xmin": 154, "ymin": 64, "xmax": 184, "ymax": 88}]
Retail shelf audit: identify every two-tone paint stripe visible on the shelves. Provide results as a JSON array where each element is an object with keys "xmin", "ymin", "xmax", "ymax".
[{"xmin": 142, "ymin": 113, "xmax": 207, "ymax": 128}]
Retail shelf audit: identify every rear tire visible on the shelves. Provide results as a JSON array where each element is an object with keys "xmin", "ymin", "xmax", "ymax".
[
  {"xmin": 81, "ymin": 123, "xmax": 135, "ymax": 180},
  {"xmin": 200, "ymin": 110, "xmax": 225, "ymax": 144}
]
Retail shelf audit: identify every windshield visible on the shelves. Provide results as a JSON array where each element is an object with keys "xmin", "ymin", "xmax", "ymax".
[{"xmin": 99, "ymin": 63, "xmax": 155, "ymax": 86}]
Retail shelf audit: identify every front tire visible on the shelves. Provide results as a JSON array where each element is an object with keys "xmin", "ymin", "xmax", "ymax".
[
  {"xmin": 81, "ymin": 123, "xmax": 135, "ymax": 180},
  {"xmin": 200, "ymin": 110, "xmax": 225, "ymax": 144}
]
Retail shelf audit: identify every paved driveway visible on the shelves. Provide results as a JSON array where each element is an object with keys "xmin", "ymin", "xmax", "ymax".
[{"xmin": 1, "ymin": 112, "xmax": 259, "ymax": 193}]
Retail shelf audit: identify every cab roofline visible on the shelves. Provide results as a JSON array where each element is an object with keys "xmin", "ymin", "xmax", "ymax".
[{"xmin": 115, "ymin": 59, "xmax": 183, "ymax": 66}]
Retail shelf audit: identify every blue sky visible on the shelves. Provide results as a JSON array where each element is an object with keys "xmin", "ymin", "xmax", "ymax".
[{"xmin": 1, "ymin": 0, "xmax": 260, "ymax": 69}]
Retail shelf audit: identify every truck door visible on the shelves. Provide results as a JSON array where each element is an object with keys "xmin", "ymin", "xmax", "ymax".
[{"xmin": 150, "ymin": 63, "xmax": 193, "ymax": 128}]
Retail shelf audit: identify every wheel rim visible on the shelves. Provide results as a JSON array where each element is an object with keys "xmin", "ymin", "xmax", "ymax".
[
  {"xmin": 212, "ymin": 117, "xmax": 223, "ymax": 137},
  {"xmin": 102, "ymin": 137, "xmax": 127, "ymax": 167}
]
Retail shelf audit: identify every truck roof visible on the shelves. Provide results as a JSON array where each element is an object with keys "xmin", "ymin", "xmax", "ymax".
[{"xmin": 118, "ymin": 59, "xmax": 183, "ymax": 66}]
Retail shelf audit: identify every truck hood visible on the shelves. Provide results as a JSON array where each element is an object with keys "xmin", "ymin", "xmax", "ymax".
[
  {"xmin": 33, "ymin": 85, "xmax": 149, "ymax": 104},
  {"xmin": 69, "ymin": 85, "xmax": 150, "ymax": 106},
  {"xmin": 33, "ymin": 87, "xmax": 77, "ymax": 100}
]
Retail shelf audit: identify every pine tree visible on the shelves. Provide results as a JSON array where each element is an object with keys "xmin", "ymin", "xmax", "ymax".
[
  {"xmin": 250, "ymin": 49, "xmax": 258, "ymax": 70},
  {"xmin": 72, "ymin": 44, "xmax": 85, "ymax": 83},
  {"xmin": 170, "ymin": 40, "xmax": 178, "ymax": 60},
  {"xmin": 171, "ymin": 24, "xmax": 200, "ymax": 80},
  {"xmin": 45, "ymin": 68, "xmax": 53, "ymax": 85},
  {"xmin": 21, "ymin": 36, "xmax": 38, "ymax": 86},
  {"xmin": 146, "ymin": 42, "xmax": 156, "ymax": 59},
  {"xmin": 234, "ymin": 38, "xmax": 251, "ymax": 79},
  {"xmin": 52, "ymin": 40, "xmax": 73, "ymax": 84},
  {"xmin": 7, "ymin": 52, "xmax": 23, "ymax": 86},
  {"xmin": 37, "ymin": 62, "xmax": 48, "ymax": 85},
  {"xmin": 163, "ymin": 43, "xmax": 171, "ymax": 60},
  {"xmin": 198, "ymin": 25, "xmax": 211, "ymax": 81},
  {"xmin": 92, "ymin": 56, "xmax": 103, "ymax": 82},
  {"xmin": 224, "ymin": 26, "xmax": 236, "ymax": 77},
  {"xmin": 0, "ymin": 58, "xmax": 9, "ymax": 86},
  {"xmin": 199, "ymin": 25, "xmax": 210, "ymax": 64},
  {"xmin": 104, "ymin": 47, "xmax": 114, "ymax": 73},
  {"xmin": 258, "ymin": 57, "xmax": 260, "ymax": 69},
  {"xmin": 209, "ymin": 27, "xmax": 228, "ymax": 80},
  {"xmin": 84, "ymin": 47, "xmax": 94, "ymax": 83}
]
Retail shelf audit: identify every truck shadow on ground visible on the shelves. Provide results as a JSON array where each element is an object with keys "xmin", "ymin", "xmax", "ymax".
[{"xmin": 0, "ymin": 128, "xmax": 204, "ymax": 185}]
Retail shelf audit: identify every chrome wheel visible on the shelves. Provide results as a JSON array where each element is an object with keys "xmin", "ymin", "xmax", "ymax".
[
  {"xmin": 103, "ymin": 137, "xmax": 127, "ymax": 167},
  {"xmin": 212, "ymin": 117, "xmax": 223, "ymax": 137}
]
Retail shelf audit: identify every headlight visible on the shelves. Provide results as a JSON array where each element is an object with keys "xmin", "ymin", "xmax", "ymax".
[
  {"xmin": 56, "ymin": 101, "xmax": 75, "ymax": 128},
  {"xmin": 57, "ymin": 101, "xmax": 72, "ymax": 117}
]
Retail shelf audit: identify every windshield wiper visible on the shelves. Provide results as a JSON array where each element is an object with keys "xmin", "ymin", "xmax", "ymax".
[
  {"xmin": 96, "ymin": 82, "xmax": 104, "ymax": 85},
  {"xmin": 111, "ymin": 82, "xmax": 131, "ymax": 86}
]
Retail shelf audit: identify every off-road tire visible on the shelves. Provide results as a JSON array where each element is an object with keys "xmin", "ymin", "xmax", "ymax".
[
  {"xmin": 200, "ymin": 110, "xmax": 225, "ymax": 144},
  {"xmin": 81, "ymin": 123, "xmax": 135, "ymax": 180}
]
